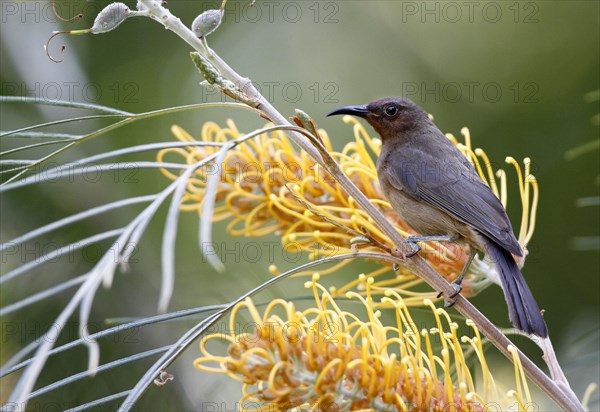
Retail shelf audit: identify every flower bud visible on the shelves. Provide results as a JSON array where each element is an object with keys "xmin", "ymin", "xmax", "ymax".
[
  {"xmin": 191, "ymin": 9, "xmax": 224, "ymax": 38},
  {"xmin": 91, "ymin": 2, "xmax": 130, "ymax": 34}
]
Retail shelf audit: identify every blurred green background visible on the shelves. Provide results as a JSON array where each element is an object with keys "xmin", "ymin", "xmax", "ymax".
[{"xmin": 1, "ymin": 0, "xmax": 598, "ymax": 410}]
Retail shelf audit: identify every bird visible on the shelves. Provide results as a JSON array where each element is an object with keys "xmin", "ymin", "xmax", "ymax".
[{"xmin": 328, "ymin": 97, "xmax": 548, "ymax": 337}]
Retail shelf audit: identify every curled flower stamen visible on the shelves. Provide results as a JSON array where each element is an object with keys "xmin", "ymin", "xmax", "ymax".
[{"xmin": 195, "ymin": 278, "xmax": 532, "ymax": 410}]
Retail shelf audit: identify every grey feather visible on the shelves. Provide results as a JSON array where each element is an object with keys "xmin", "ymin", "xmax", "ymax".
[{"xmin": 383, "ymin": 128, "xmax": 523, "ymax": 257}]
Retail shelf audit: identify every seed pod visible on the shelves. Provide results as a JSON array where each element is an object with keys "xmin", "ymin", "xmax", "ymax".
[
  {"xmin": 191, "ymin": 9, "xmax": 224, "ymax": 38},
  {"xmin": 91, "ymin": 2, "xmax": 130, "ymax": 34}
]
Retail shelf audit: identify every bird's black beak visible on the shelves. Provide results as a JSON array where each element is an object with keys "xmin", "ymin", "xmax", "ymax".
[{"xmin": 327, "ymin": 104, "xmax": 369, "ymax": 118}]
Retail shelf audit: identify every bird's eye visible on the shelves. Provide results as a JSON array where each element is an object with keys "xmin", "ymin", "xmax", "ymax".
[{"xmin": 384, "ymin": 105, "xmax": 398, "ymax": 116}]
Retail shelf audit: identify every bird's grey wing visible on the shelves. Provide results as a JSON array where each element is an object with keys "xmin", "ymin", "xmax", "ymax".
[{"xmin": 384, "ymin": 144, "xmax": 522, "ymax": 256}]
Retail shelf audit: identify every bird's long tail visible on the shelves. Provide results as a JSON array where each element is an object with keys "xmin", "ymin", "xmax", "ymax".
[{"xmin": 483, "ymin": 238, "xmax": 548, "ymax": 337}]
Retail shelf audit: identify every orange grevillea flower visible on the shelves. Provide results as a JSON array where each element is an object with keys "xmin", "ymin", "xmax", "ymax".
[
  {"xmin": 157, "ymin": 118, "xmax": 538, "ymax": 303},
  {"xmin": 194, "ymin": 275, "xmax": 533, "ymax": 411}
]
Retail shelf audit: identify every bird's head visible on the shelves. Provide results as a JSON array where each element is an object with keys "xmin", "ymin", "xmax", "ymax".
[{"xmin": 327, "ymin": 97, "xmax": 431, "ymax": 140}]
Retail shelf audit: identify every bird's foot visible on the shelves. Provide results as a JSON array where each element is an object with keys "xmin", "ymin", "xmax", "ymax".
[
  {"xmin": 390, "ymin": 242, "xmax": 421, "ymax": 270},
  {"xmin": 407, "ymin": 235, "xmax": 455, "ymax": 243},
  {"xmin": 404, "ymin": 236, "xmax": 422, "ymax": 258},
  {"xmin": 437, "ymin": 282, "xmax": 463, "ymax": 307},
  {"xmin": 406, "ymin": 243, "xmax": 421, "ymax": 258},
  {"xmin": 436, "ymin": 248, "xmax": 474, "ymax": 307},
  {"xmin": 406, "ymin": 234, "xmax": 456, "ymax": 257}
]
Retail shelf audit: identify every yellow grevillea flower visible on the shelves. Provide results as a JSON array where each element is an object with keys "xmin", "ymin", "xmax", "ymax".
[
  {"xmin": 157, "ymin": 118, "xmax": 538, "ymax": 303},
  {"xmin": 194, "ymin": 275, "xmax": 532, "ymax": 411}
]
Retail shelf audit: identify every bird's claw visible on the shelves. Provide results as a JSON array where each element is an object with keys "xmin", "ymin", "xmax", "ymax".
[
  {"xmin": 436, "ymin": 282, "xmax": 463, "ymax": 307},
  {"xmin": 448, "ymin": 282, "xmax": 463, "ymax": 298},
  {"xmin": 391, "ymin": 240, "xmax": 422, "ymax": 271},
  {"xmin": 444, "ymin": 299, "xmax": 457, "ymax": 308},
  {"xmin": 405, "ymin": 238, "xmax": 421, "ymax": 258}
]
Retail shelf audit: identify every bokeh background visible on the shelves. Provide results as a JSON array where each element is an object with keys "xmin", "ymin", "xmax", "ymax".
[{"xmin": 1, "ymin": 1, "xmax": 598, "ymax": 410}]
